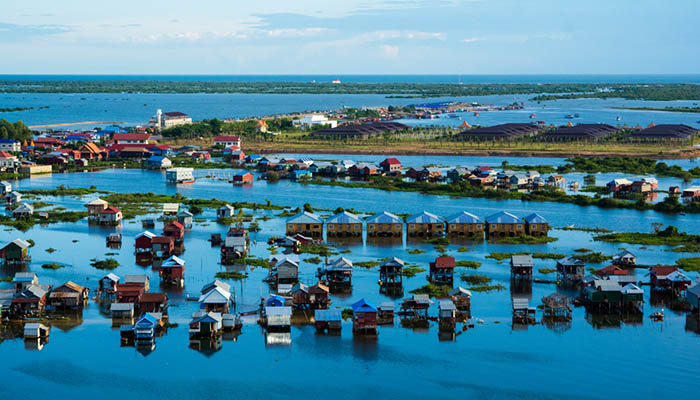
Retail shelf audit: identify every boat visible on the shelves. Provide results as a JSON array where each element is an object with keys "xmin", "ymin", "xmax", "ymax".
[
  {"xmin": 529, "ymin": 113, "xmax": 536, "ymax": 119},
  {"xmin": 650, "ymin": 311, "xmax": 664, "ymax": 321},
  {"xmin": 574, "ymin": 113, "xmax": 580, "ymax": 118},
  {"xmin": 473, "ymin": 112, "xmax": 479, "ymax": 117},
  {"xmin": 617, "ymin": 116, "xmax": 621, "ymax": 121},
  {"xmin": 565, "ymin": 114, "xmax": 575, "ymax": 119}
]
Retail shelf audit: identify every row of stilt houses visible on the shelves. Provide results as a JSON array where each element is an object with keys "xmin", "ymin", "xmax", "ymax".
[
  {"xmin": 286, "ymin": 210, "xmax": 550, "ymax": 239},
  {"xmin": 507, "ymin": 249, "xmax": 700, "ymax": 326}
]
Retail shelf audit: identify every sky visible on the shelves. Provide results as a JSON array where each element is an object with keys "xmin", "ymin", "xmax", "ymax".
[{"xmin": 1, "ymin": 0, "xmax": 699, "ymax": 75}]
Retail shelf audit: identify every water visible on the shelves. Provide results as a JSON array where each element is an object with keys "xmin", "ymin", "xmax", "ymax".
[{"xmin": 1, "ymin": 165, "xmax": 699, "ymax": 399}]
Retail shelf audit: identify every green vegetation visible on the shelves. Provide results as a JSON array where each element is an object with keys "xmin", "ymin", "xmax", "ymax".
[
  {"xmin": 0, "ymin": 118, "xmax": 32, "ymax": 141},
  {"xmin": 595, "ymin": 225, "xmax": 700, "ymax": 247},
  {"xmin": 486, "ymin": 252, "xmax": 566, "ymax": 261},
  {"xmin": 0, "ymin": 211, "xmax": 88, "ymax": 231},
  {"xmin": 0, "ymin": 106, "xmax": 35, "ymax": 112},
  {"xmin": 299, "ymin": 244, "xmax": 338, "ymax": 257},
  {"xmin": 90, "ymin": 258, "xmax": 119, "ymax": 270},
  {"xmin": 460, "ymin": 274, "xmax": 491, "ymax": 285},
  {"xmin": 560, "ymin": 226, "xmax": 612, "ymax": 233},
  {"xmin": 402, "ymin": 266, "xmax": 426, "ymax": 278},
  {"xmin": 341, "ymin": 308, "xmax": 353, "ymax": 320},
  {"xmin": 676, "ymin": 257, "xmax": 700, "ymax": 272},
  {"xmin": 41, "ymin": 262, "xmax": 65, "ymax": 270},
  {"xmin": 571, "ymin": 251, "xmax": 611, "ymax": 263},
  {"xmin": 0, "ymin": 276, "xmax": 12, "ymax": 282},
  {"xmin": 574, "ymin": 248, "xmax": 592, "ymax": 253},
  {"xmin": 407, "ymin": 248, "xmax": 425, "ymax": 255},
  {"xmin": 19, "ymin": 185, "xmax": 105, "ymax": 197},
  {"xmin": 455, "ymin": 260, "xmax": 481, "ymax": 269},
  {"xmin": 468, "ymin": 284, "xmax": 506, "ymax": 292},
  {"xmin": 538, "ymin": 268, "xmax": 556, "ymax": 274},
  {"xmin": 410, "ymin": 283, "xmax": 451, "ymax": 298},
  {"xmin": 215, "ymin": 271, "xmax": 248, "ymax": 280},
  {"xmin": 5, "ymin": 80, "xmax": 698, "ymax": 101},
  {"xmin": 457, "ymin": 247, "xmax": 470, "ymax": 252},
  {"xmin": 355, "ymin": 261, "xmax": 380, "ymax": 269},
  {"xmin": 490, "ymin": 235, "xmax": 558, "ymax": 244},
  {"xmin": 45, "ymin": 248, "xmax": 56, "ymax": 253},
  {"xmin": 303, "ymin": 257, "xmax": 322, "ymax": 264},
  {"xmin": 233, "ymin": 258, "xmax": 270, "ymax": 268},
  {"xmin": 558, "ymin": 156, "xmax": 700, "ymax": 181},
  {"xmin": 612, "ymin": 106, "xmax": 700, "ymax": 113}
]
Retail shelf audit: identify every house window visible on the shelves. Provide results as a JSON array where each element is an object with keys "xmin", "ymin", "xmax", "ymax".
[
  {"xmin": 394, "ymin": 224, "xmax": 401, "ymax": 229},
  {"xmin": 517, "ymin": 224, "xmax": 523, "ymax": 229},
  {"xmin": 491, "ymin": 224, "xmax": 496, "ymax": 229},
  {"xmin": 450, "ymin": 224, "xmax": 456, "ymax": 229},
  {"xmin": 327, "ymin": 224, "xmax": 335, "ymax": 229},
  {"xmin": 409, "ymin": 224, "xmax": 415, "ymax": 229},
  {"xmin": 313, "ymin": 225, "xmax": 320, "ymax": 229},
  {"xmin": 354, "ymin": 224, "xmax": 360, "ymax": 229},
  {"xmin": 369, "ymin": 224, "xmax": 375, "ymax": 229},
  {"xmin": 476, "ymin": 224, "xmax": 482, "ymax": 229},
  {"xmin": 531, "ymin": 224, "xmax": 537, "ymax": 229}
]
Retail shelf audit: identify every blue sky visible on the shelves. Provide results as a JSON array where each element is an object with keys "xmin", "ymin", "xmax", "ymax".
[{"xmin": 1, "ymin": 0, "xmax": 698, "ymax": 74}]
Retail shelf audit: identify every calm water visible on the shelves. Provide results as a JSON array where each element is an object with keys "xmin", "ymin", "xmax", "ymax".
[
  {"xmin": 1, "ymin": 167, "xmax": 699, "ymax": 399},
  {"xmin": 1, "ymin": 93, "xmax": 699, "ymax": 129}
]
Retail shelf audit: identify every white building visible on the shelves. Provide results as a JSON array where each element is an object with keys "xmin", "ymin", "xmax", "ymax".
[
  {"xmin": 294, "ymin": 114, "xmax": 338, "ymax": 129},
  {"xmin": 151, "ymin": 109, "xmax": 192, "ymax": 131},
  {"xmin": 166, "ymin": 168, "xmax": 195, "ymax": 184},
  {"xmin": 0, "ymin": 139, "xmax": 20, "ymax": 152},
  {"xmin": 213, "ymin": 136, "xmax": 241, "ymax": 148}
]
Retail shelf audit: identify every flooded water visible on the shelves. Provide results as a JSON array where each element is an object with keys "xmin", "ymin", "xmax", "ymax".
[{"xmin": 1, "ymin": 161, "xmax": 700, "ymax": 399}]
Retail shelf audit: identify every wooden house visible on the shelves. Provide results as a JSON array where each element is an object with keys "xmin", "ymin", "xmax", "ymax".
[
  {"xmin": 134, "ymin": 231, "xmax": 156, "ymax": 255},
  {"xmin": 125, "ymin": 275, "xmax": 150, "ymax": 291},
  {"xmin": 160, "ymin": 255, "xmax": 185, "ymax": 286},
  {"xmin": 510, "ymin": 255, "xmax": 533, "ymax": 280},
  {"xmin": 217, "ymin": 204, "xmax": 235, "ymax": 219},
  {"xmin": 162, "ymin": 203, "xmax": 179, "ymax": 217},
  {"xmin": 406, "ymin": 211, "xmax": 444, "ymax": 238},
  {"xmin": 512, "ymin": 296, "xmax": 536, "ymax": 324},
  {"xmin": 314, "ymin": 309, "xmax": 341, "ymax": 332},
  {"xmin": 271, "ymin": 256, "xmax": 299, "ymax": 284},
  {"xmin": 221, "ymin": 228, "xmax": 249, "ymax": 263},
  {"xmin": 134, "ymin": 313, "xmax": 157, "ymax": 342},
  {"xmin": 163, "ymin": 221, "xmax": 185, "ymax": 243},
  {"xmin": 621, "ymin": 283, "xmax": 644, "ymax": 310},
  {"xmin": 189, "ymin": 312, "xmax": 222, "ymax": 339},
  {"xmin": 523, "ymin": 213, "xmax": 549, "ymax": 236},
  {"xmin": 0, "ymin": 180, "xmax": 12, "ymax": 195},
  {"xmin": 419, "ymin": 167, "xmax": 442, "ymax": 182},
  {"xmin": 379, "ymin": 257, "xmax": 404, "ymax": 286},
  {"xmin": 233, "ymin": 172, "xmax": 254, "ymax": 184},
  {"xmin": 48, "ymin": 281, "xmax": 88, "ymax": 310},
  {"xmin": 151, "ymin": 235, "xmax": 175, "ymax": 259},
  {"xmin": 351, "ymin": 298, "xmax": 378, "ymax": 335},
  {"xmin": 286, "ymin": 211, "xmax": 323, "ymax": 238},
  {"xmin": 139, "ymin": 293, "xmax": 168, "ymax": 315},
  {"xmin": 5, "ymin": 191, "xmax": 21, "ymax": 206},
  {"xmin": 400, "ymin": 294, "xmax": 433, "ymax": 318},
  {"xmin": 546, "ymin": 175, "xmax": 566, "ymax": 186},
  {"xmin": 445, "ymin": 211, "xmax": 483, "ymax": 237},
  {"xmin": 556, "ymin": 256, "xmax": 585, "ymax": 282},
  {"xmin": 13, "ymin": 203, "xmax": 34, "ymax": 219},
  {"xmin": 198, "ymin": 286, "xmax": 232, "ymax": 313},
  {"xmin": 97, "ymin": 206, "xmax": 122, "ymax": 225},
  {"xmin": 485, "ymin": 211, "xmax": 524, "ymax": 237},
  {"xmin": 2, "ymin": 238, "xmax": 31, "ymax": 264},
  {"xmin": 650, "ymin": 267, "xmax": 691, "ymax": 292},
  {"xmin": 176, "ymin": 211, "xmax": 193, "ymax": 229},
  {"xmin": 429, "ymin": 256, "xmax": 455, "ymax": 286},
  {"xmin": 583, "ymin": 280, "xmax": 623, "ymax": 310},
  {"xmin": 541, "ymin": 292, "xmax": 572, "ymax": 321},
  {"xmin": 438, "ymin": 300, "xmax": 457, "ymax": 330},
  {"xmin": 265, "ymin": 306, "xmax": 292, "ymax": 332},
  {"xmin": 325, "ymin": 211, "xmax": 362, "ymax": 238},
  {"xmin": 13, "ymin": 272, "xmax": 38, "ymax": 292},
  {"xmin": 612, "ymin": 250, "xmax": 636, "ymax": 266},
  {"xmin": 449, "ymin": 287, "xmax": 472, "ymax": 317},
  {"xmin": 291, "ymin": 282, "xmax": 311, "ymax": 310},
  {"xmin": 446, "ymin": 168, "xmax": 470, "ymax": 182},
  {"xmin": 686, "ymin": 284, "xmax": 700, "ymax": 313},
  {"xmin": 99, "ymin": 273, "xmax": 120, "ymax": 295},
  {"xmin": 405, "ymin": 167, "xmax": 421, "ymax": 180},
  {"xmin": 377, "ymin": 302, "xmax": 395, "ymax": 324},
  {"xmin": 85, "ymin": 198, "xmax": 108, "ymax": 222},
  {"xmin": 24, "ymin": 323, "xmax": 50, "ymax": 339},
  {"xmin": 366, "ymin": 211, "xmax": 403, "ymax": 237},
  {"xmin": 12, "ymin": 285, "xmax": 47, "ymax": 317},
  {"xmin": 324, "ymin": 257, "xmax": 353, "ymax": 287},
  {"xmin": 379, "ymin": 157, "xmax": 402, "ymax": 174},
  {"xmin": 116, "ymin": 283, "xmax": 145, "ymax": 304},
  {"xmin": 309, "ymin": 282, "xmax": 330, "ymax": 309}
]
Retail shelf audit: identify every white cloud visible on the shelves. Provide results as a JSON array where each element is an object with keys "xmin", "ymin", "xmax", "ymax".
[
  {"xmin": 461, "ymin": 37, "xmax": 486, "ymax": 43},
  {"xmin": 380, "ymin": 44, "xmax": 399, "ymax": 58},
  {"xmin": 266, "ymin": 27, "xmax": 328, "ymax": 38}
]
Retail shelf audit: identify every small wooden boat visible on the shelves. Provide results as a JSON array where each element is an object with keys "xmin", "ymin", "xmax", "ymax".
[{"xmin": 650, "ymin": 311, "xmax": 664, "ymax": 321}]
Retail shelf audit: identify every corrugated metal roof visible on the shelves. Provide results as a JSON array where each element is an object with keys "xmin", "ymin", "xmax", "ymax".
[
  {"xmin": 380, "ymin": 257, "xmax": 404, "ymax": 268},
  {"xmin": 406, "ymin": 211, "xmax": 443, "ymax": 224},
  {"xmin": 286, "ymin": 211, "xmax": 323, "ymax": 224},
  {"xmin": 199, "ymin": 287, "xmax": 231, "ymax": 303},
  {"xmin": 523, "ymin": 213, "xmax": 548, "ymax": 224},
  {"xmin": 512, "ymin": 296, "xmax": 529, "ymax": 310},
  {"xmin": 351, "ymin": 298, "xmax": 377, "ymax": 313},
  {"xmin": 445, "ymin": 211, "xmax": 482, "ymax": 224},
  {"xmin": 485, "ymin": 211, "xmax": 521, "ymax": 224},
  {"xmin": 265, "ymin": 306, "xmax": 292, "ymax": 316},
  {"xmin": 366, "ymin": 211, "xmax": 402, "ymax": 224},
  {"xmin": 450, "ymin": 287, "xmax": 472, "ymax": 297},
  {"xmin": 511, "ymin": 255, "xmax": 533, "ymax": 267},
  {"xmin": 378, "ymin": 302, "xmax": 395, "ymax": 311},
  {"xmin": 558, "ymin": 256, "xmax": 584, "ymax": 266},
  {"xmin": 325, "ymin": 211, "xmax": 361, "ymax": 224},
  {"xmin": 110, "ymin": 302, "xmax": 135, "ymax": 311},
  {"xmin": 439, "ymin": 300, "xmax": 457, "ymax": 311},
  {"xmin": 161, "ymin": 255, "xmax": 185, "ymax": 268}
]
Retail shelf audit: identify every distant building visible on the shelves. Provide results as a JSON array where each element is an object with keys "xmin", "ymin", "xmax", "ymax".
[
  {"xmin": 112, "ymin": 133, "xmax": 151, "ymax": 145},
  {"xmin": 214, "ymin": 136, "xmax": 241, "ymax": 148},
  {"xmin": 0, "ymin": 139, "xmax": 21, "ymax": 152},
  {"xmin": 151, "ymin": 109, "xmax": 192, "ymax": 131},
  {"xmin": 294, "ymin": 114, "xmax": 338, "ymax": 128}
]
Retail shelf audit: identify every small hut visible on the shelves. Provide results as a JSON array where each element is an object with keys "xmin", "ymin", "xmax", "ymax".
[
  {"xmin": 379, "ymin": 257, "xmax": 404, "ymax": 286},
  {"xmin": 438, "ymin": 300, "xmax": 457, "ymax": 330},
  {"xmin": 541, "ymin": 292, "xmax": 572, "ymax": 321},
  {"xmin": 449, "ymin": 287, "xmax": 472, "ymax": 317},
  {"xmin": 510, "ymin": 255, "xmax": 533, "ymax": 280},
  {"xmin": 377, "ymin": 302, "xmax": 395, "ymax": 324},
  {"xmin": 314, "ymin": 309, "xmax": 341, "ymax": 333},
  {"xmin": 351, "ymin": 298, "xmax": 378, "ymax": 335},
  {"xmin": 429, "ymin": 256, "xmax": 455, "ymax": 286}
]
